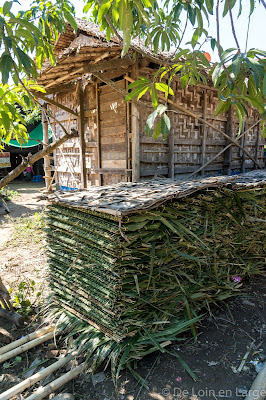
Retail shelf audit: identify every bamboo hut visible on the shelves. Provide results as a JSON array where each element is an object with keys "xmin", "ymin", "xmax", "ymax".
[{"xmin": 37, "ymin": 19, "xmax": 266, "ymax": 190}]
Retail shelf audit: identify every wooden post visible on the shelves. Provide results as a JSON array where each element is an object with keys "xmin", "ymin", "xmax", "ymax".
[
  {"xmin": 125, "ymin": 79, "xmax": 130, "ymax": 182},
  {"xmin": 201, "ymin": 90, "xmax": 207, "ymax": 176},
  {"xmin": 131, "ymin": 62, "xmax": 140, "ymax": 182},
  {"xmin": 42, "ymin": 103, "xmax": 52, "ymax": 192},
  {"xmin": 168, "ymin": 109, "xmax": 175, "ymax": 179},
  {"xmin": 240, "ymin": 122, "xmax": 246, "ymax": 173},
  {"xmin": 254, "ymin": 122, "xmax": 261, "ymax": 169},
  {"xmin": 96, "ymin": 83, "xmax": 102, "ymax": 186},
  {"xmin": 223, "ymin": 106, "xmax": 233, "ymax": 175},
  {"xmin": 79, "ymin": 87, "xmax": 87, "ymax": 188}
]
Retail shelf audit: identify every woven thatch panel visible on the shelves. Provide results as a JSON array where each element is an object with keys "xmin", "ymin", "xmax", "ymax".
[{"xmin": 46, "ymin": 171, "xmax": 266, "ymax": 342}]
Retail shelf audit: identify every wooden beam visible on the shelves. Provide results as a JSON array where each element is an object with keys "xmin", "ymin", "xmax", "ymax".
[
  {"xmin": 41, "ymin": 83, "xmax": 76, "ymax": 95},
  {"xmin": 79, "ymin": 87, "xmax": 87, "ymax": 188},
  {"xmin": 96, "ymin": 83, "xmax": 102, "ymax": 186},
  {"xmin": 44, "ymin": 58, "xmax": 134, "ymax": 89},
  {"xmin": 90, "ymin": 168, "xmax": 132, "ymax": 175},
  {"xmin": 201, "ymin": 90, "xmax": 207, "ymax": 176},
  {"xmin": 33, "ymin": 92, "xmax": 78, "ymax": 116},
  {"xmin": 223, "ymin": 106, "xmax": 233, "ymax": 175}
]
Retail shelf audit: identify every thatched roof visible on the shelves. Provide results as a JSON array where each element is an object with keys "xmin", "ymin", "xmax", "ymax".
[
  {"xmin": 38, "ymin": 18, "xmax": 174, "ymax": 90},
  {"xmin": 49, "ymin": 170, "xmax": 266, "ymax": 217}
]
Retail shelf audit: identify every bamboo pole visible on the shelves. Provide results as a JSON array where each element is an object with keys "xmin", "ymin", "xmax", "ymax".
[
  {"xmin": 124, "ymin": 76, "xmax": 262, "ymax": 169},
  {"xmin": 0, "ymin": 331, "xmax": 55, "ymax": 364},
  {"xmin": 0, "ymin": 354, "xmax": 74, "ymax": 400},
  {"xmin": 31, "ymin": 92, "xmax": 78, "ymax": 117},
  {"xmin": 0, "ymin": 325, "xmax": 55, "ymax": 356},
  {"xmin": 24, "ymin": 363, "xmax": 85, "ymax": 400}
]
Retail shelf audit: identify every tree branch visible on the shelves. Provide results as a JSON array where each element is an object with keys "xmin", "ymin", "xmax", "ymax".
[
  {"xmin": 228, "ymin": 0, "xmax": 240, "ymax": 51},
  {"xmin": 216, "ymin": 0, "xmax": 222, "ymax": 58},
  {"xmin": 260, "ymin": 0, "xmax": 266, "ymax": 9}
]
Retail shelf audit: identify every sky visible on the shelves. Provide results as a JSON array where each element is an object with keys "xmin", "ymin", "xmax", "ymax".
[{"xmin": 6, "ymin": 0, "xmax": 266, "ymax": 62}]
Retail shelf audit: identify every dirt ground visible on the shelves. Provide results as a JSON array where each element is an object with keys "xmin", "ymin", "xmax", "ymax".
[{"xmin": 0, "ymin": 182, "xmax": 265, "ymax": 400}]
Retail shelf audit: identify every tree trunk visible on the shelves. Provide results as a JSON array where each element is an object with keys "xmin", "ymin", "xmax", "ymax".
[{"xmin": 0, "ymin": 129, "xmax": 79, "ymax": 190}]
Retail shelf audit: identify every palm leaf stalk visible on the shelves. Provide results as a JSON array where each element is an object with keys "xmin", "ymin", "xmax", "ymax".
[{"xmin": 44, "ymin": 186, "xmax": 266, "ymax": 384}]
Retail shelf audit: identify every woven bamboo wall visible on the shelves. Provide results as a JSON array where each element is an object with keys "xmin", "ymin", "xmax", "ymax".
[
  {"xmin": 138, "ymin": 68, "xmax": 266, "ymax": 179},
  {"xmin": 50, "ymin": 90, "xmax": 81, "ymax": 189},
  {"xmin": 49, "ymin": 70, "xmax": 265, "ymax": 188}
]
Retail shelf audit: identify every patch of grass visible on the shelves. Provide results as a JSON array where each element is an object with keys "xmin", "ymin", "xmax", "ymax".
[
  {"xmin": 9, "ymin": 278, "xmax": 42, "ymax": 317},
  {"xmin": 6, "ymin": 212, "xmax": 45, "ymax": 247},
  {"xmin": 0, "ymin": 188, "xmax": 19, "ymax": 201}
]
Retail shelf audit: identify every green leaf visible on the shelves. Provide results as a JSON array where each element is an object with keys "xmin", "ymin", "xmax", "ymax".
[
  {"xmin": 153, "ymin": 31, "xmax": 161, "ymax": 54},
  {"xmin": 150, "ymin": 85, "xmax": 158, "ymax": 109},
  {"xmin": 120, "ymin": 0, "xmax": 133, "ymax": 56},
  {"xmin": 132, "ymin": 0, "xmax": 150, "ymax": 26},
  {"xmin": 231, "ymin": 54, "xmax": 243, "ymax": 78},
  {"xmin": 98, "ymin": 0, "xmax": 112, "ymax": 23},
  {"xmin": 155, "ymin": 82, "xmax": 174, "ymax": 96},
  {"xmin": 63, "ymin": 10, "xmax": 77, "ymax": 32},
  {"xmin": 205, "ymin": 0, "xmax": 213, "ymax": 14},
  {"xmin": 1, "ymin": 111, "xmax": 10, "ymax": 132},
  {"xmin": 9, "ymin": 17, "xmax": 41, "ymax": 37},
  {"xmin": 3, "ymin": 1, "xmax": 12, "ymax": 15},
  {"xmin": 152, "ymin": 120, "xmax": 161, "ymax": 139},
  {"xmin": 0, "ymin": 15, "xmax": 6, "ymax": 28},
  {"xmin": 160, "ymin": 113, "xmax": 170, "ymax": 139},
  {"xmin": 145, "ymin": 109, "xmax": 158, "ymax": 135},
  {"xmin": 263, "ymin": 73, "xmax": 266, "ymax": 97},
  {"xmin": 16, "ymin": 48, "xmax": 33, "ymax": 75},
  {"xmin": 1, "ymin": 53, "xmax": 12, "ymax": 84},
  {"xmin": 214, "ymin": 100, "xmax": 230, "ymax": 116}
]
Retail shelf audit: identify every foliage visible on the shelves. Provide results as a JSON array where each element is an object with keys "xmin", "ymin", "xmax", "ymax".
[
  {"xmin": 8, "ymin": 279, "xmax": 42, "ymax": 316},
  {"xmin": 0, "ymin": 0, "xmax": 77, "ymax": 149},
  {"xmin": 0, "ymin": 0, "xmax": 266, "ymax": 146},
  {"xmin": 0, "ymin": 187, "xmax": 19, "ymax": 201},
  {"xmin": 6, "ymin": 212, "xmax": 45, "ymax": 247},
  {"xmin": 83, "ymin": 0, "xmax": 266, "ymax": 138},
  {"xmin": 2, "ymin": 356, "xmax": 22, "ymax": 372}
]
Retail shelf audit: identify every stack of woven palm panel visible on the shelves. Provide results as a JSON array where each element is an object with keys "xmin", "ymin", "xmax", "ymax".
[{"xmin": 45, "ymin": 171, "xmax": 266, "ymax": 379}]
